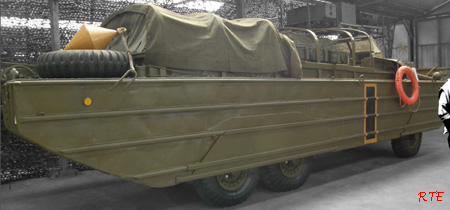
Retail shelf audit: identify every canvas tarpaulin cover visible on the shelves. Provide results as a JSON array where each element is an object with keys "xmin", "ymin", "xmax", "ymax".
[{"xmin": 101, "ymin": 4, "xmax": 302, "ymax": 77}]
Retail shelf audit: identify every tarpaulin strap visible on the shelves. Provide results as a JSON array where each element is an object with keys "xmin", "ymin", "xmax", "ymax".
[{"xmin": 111, "ymin": 27, "xmax": 137, "ymax": 90}]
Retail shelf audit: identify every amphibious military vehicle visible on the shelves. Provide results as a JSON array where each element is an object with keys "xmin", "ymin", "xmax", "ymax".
[{"xmin": 1, "ymin": 4, "xmax": 446, "ymax": 207}]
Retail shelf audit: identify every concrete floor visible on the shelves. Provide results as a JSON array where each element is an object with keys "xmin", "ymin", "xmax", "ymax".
[{"xmin": 1, "ymin": 128, "xmax": 449, "ymax": 210}]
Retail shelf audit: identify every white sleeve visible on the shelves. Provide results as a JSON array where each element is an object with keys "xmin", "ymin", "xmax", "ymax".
[{"xmin": 438, "ymin": 90, "xmax": 450, "ymax": 121}]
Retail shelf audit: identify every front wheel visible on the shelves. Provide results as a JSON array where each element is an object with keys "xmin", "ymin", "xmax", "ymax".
[
  {"xmin": 193, "ymin": 168, "xmax": 259, "ymax": 207},
  {"xmin": 391, "ymin": 133, "xmax": 422, "ymax": 158},
  {"xmin": 260, "ymin": 157, "xmax": 311, "ymax": 192}
]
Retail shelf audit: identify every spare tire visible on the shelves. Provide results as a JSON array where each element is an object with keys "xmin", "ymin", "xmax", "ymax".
[{"xmin": 37, "ymin": 50, "xmax": 129, "ymax": 78}]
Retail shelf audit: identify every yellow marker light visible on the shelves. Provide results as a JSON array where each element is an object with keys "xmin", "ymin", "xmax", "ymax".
[{"xmin": 84, "ymin": 98, "xmax": 93, "ymax": 106}]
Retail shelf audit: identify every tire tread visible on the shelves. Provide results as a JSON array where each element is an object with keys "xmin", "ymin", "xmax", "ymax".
[
  {"xmin": 391, "ymin": 133, "xmax": 422, "ymax": 158},
  {"xmin": 193, "ymin": 169, "xmax": 258, "ymax": 207},
  {"xmin": 37, "ymin": 50, "xmax": 129, "ymax": 78},
  {"xmin": 261, "ymin": 158, "xmax": 310, "ymax": 192}
]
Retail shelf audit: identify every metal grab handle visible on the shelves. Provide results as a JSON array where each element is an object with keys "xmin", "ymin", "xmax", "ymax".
[
  {"xmin": 425, "ymin": 66, "xmax": 438, "ymax": 76},
  {"xmin": 279, "ymin": 27, "xmax": 321, "ymax": 63},
  {"xmin": 1, "ymin": 65, "xmax": 39, "ymax": 83},
  {"xmin": 110, "ymin": 68, "xmax": 137, "ymax": 90}
]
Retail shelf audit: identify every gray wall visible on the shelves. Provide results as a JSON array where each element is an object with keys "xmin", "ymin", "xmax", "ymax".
[
  {"xmin": 416, "ymin": 18, "xmax": 440, "ymax": 68},
  {"xmin": 415, "ymin": 6, "xmax": 450, "ymax": 69}
]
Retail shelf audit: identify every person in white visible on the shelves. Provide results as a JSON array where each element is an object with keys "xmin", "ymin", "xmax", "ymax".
[{"xmin": 438, "ymin": 78, "xmax": 450, "ymax": 148}]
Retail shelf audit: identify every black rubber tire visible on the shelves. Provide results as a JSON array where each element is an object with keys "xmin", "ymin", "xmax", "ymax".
[
  {"xmin": 260, "ymin": 157, "xmax": 310, "ymax": 192},
  {"xmin": 391, "ymin": 133, "xmax": 422, "ymax": 158},
  {"xmin": 37, "ymin": 50, "xmax": 129, "ymax": 78},
  {"xmin": 193, "ymin": 169, "xmax": 259, "ymax": 207}
]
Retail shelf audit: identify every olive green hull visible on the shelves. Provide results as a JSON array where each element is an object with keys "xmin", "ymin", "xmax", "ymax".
[{"xmin": 1, "ymin": 78, "xmax": 443, "ymax": 187}]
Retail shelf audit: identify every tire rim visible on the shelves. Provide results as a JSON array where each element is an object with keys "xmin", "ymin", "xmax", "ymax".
[
  {"xmin": 279, "ymin": 158, "xmax": 304, "ymax": 178},
  {"xmin": 216, "ymin": 170, "xmax": 248, "ymax": 191},
  {"xmin": 406, "ymin": 134, "xmax": 419, "ymax": 150}
]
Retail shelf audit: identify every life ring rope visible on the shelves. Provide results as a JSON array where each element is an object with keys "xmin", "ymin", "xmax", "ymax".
[
  {"xmin": 395, "ymin": 65, "xmax": 420, "ymax": 107},
  {"xmin": 398, "ymin": 95, "xmax": 421, "ymax": 113}
]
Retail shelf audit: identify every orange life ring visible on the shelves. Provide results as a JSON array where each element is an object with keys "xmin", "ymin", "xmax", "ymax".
[{"xmin": 395, "ymin": 65, "xmax": 419, "ymax": 106}]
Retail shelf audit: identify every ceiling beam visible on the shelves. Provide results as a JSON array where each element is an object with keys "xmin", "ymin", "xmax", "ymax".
[
  {"xmin": 384, "ymin": 1, "xmax": 427, "ymax": 13},
  {"xmin": 401, "ymin": 19, "xmax": 414, "ymax": 38},
  {"xmin": 357, "ymin": 0, "xmax": 384, "ymax": 8},
  {"xmin": 422, "ymin": 0, "xmax": 450, "ymax": 16},
  {"xmin": 359, "ymin": 5, "xmax": 415, "ymax": 19},
  {"xmin": 328, "ymin": 0, "xmax": 423, "ymax": 19}
]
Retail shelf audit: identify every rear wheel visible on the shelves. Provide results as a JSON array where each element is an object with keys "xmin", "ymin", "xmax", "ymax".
[
  {"xmin": 260, "ymin": 157, "xmax": 310, "ymax": 192},
  {"xmin": 391, "ymin": 133, "xmax": 422, "ymax": 158},
  {"xmin": 193, "ymin": 169, "xmax": 258, "ymax": 207}
]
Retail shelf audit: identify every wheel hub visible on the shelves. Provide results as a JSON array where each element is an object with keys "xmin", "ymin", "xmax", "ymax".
[
  {"xmin": 216, "ymin": 170, "xmax": 248, "ymax": 191},
  {"xmin": 406, "ymin": 134, "xmax": 419, "ymax": 150},
  {"xmin": 279, "ymin": 159, "xmax": 304, "ymax": 178}
]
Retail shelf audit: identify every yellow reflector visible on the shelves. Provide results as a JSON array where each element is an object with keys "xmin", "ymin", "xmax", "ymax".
[
  {"xmin": 64, "ymin": 24, "xmax": 118, "ymax": 50},
  {"xmin": 84, "ymin": 98, "xmax": 93, "ymax": 106}
]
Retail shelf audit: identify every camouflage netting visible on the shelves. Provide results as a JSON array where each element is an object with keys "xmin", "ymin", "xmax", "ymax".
[
  {"xmin": 0, "ymin": 0, "xmax": 214, "ymax": 184},
  {"xmin": 0, "ymin": 0, "xmax": 305, "ymax": 184},
  {"xmin": 1, "ymin": 0, "xmax": 304, "ymax": 64},
  {"xmin": 2, "ymin": 132, "xmax": 56, "ymax": 183},
  {"xmin": 0, "ymin": 0, "xmax": 207, "ymax": 64}
]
